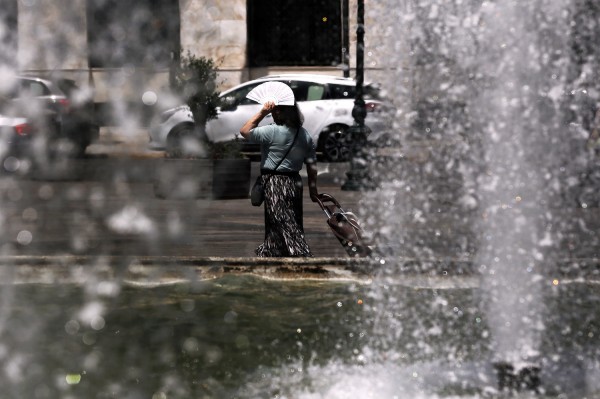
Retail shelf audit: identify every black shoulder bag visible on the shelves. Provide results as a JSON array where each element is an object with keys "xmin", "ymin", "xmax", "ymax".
[{"xmin": 250, "ymin": 128, "xmax": 300, "ymax": 206}]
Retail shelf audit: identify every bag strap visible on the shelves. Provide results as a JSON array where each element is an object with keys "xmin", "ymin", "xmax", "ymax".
[{"xmin": 273, "ymin": 127, "xmax": 300, "ymax": 172}]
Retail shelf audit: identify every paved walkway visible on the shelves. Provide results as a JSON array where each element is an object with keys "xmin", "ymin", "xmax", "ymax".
[
  {"xmin": 2, "ymin": 127, "xmax": 371, "ymax": 263},
  {"xmin": 2, "ymin": 127, "xmax": 598, "ymax": 279}
]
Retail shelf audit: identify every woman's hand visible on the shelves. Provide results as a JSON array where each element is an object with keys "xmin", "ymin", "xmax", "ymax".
[
  {"xmin": 240, "ymin": 101, "xmax": 277, "ymax": 139},
  {"xmin": 307, "ymin": 162, "xmax": 320, "ymax": 202},
  {"xmin": 261, "ymin": 101, "xmax": 276, "ymax": 115}
]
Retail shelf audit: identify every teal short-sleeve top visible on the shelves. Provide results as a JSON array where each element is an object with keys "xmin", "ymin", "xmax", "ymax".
[{"xmin": 250, "ymin": 124, "xmax": 317, "ymax": 171}]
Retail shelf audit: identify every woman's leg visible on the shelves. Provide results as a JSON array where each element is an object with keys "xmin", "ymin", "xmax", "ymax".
[{"xmin": 256, "ymin": 175, "xmax": 312, "ymax": 257}]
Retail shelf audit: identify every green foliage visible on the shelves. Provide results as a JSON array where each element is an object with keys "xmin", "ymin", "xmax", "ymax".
[
  {"xmin": 171, "ymin": 51, "xmax": 220, "ymax": 127},
  {"xmin": 169, "ymin": 51, "xmax": 245, "ymax": 160}
]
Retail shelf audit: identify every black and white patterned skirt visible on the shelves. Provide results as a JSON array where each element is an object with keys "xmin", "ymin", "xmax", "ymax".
[{"xmin": 256, "ymin": 172, "xmax": 313, "ymax": 257}]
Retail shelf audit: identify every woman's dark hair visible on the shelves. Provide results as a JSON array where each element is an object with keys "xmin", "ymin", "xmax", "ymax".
[{"xmin": 275, "ymin": 102, "xmax": 304, "ymax": 128}]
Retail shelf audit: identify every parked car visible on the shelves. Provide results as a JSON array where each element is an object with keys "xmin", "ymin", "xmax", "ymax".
[
  {"xmin": 0, "ymin": 95, "xmax": 56, "ymax": 170},
  {"xmin": 0, "ymin": 110, "xmax": 33, "ymax": 162},
  {"xmin": 149, "ymin": 74, "xmax": 390, "ymax": 161},
  {"xmin": 149, "ymin": 103, "xmax": 199, "ymax": 157},
  {"xmin": 5, "ymin": 75, "xmax": 99, "ymax": 157}
]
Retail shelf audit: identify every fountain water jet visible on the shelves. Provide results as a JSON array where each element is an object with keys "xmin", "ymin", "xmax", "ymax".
[
  {"xmin": 363, "ymin": 0, "xmax": 600, "ymax": 395},
  {"xmin": 1, "ymin": 1, "xmax": 599, "ymax": 397}
]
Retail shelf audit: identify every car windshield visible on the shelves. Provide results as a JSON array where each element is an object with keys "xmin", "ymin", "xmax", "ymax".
[
  {"xmin": 223, "ymin": 80, "xmax": 329, "ymax": 106},
  {"xmin": 328, "ymin": 83, "xmax": 355, "ymax": 99},
  {"xmin": 279, "ymin": 80, "xmax": 325, "ymax": 102},
  {"xmin": 327, "ymin": 83, "xmax": 381, "ymax": 101},
  {"xmin": 364, "ymin": 84, "xmax": 383, "ymax": 100},
  {"xmin": 18, "ymin": 79, "xmax": 51, "ymax": 97},
  {"xmin": 223, "ymin": 83, "xmax": 262, "ymax": 107},
  {"xmin": 3, "ymin": 78, "xmax": 52, "ymax": 100}
]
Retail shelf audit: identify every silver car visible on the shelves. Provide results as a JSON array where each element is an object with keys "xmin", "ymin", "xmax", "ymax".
[
  {"xmin": 149, "ymin": 74, "xmax": 389, "ymax": 161},
  {"xmin": 5, "ymin": 76, "xmax": 99, "ymax": 157},
  {"xmin": 0, "ymin": 97, "xmax": 55, "ymax": 170}
]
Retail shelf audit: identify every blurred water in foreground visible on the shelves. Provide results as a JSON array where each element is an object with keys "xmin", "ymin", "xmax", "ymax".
[
  {"xmin": 0, "ymin": 274, "xmax": 598, "ymax": 398},
  {"xmin": 1, "ymin": 0, "xmax": 600, "ymax": 397}
]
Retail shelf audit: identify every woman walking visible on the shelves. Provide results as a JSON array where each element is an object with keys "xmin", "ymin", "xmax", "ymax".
[{"xmin": 240, "ymin": 100, "xmax": 320, "ymax": 257}]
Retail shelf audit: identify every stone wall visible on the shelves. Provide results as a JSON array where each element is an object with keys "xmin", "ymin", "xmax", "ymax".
[
  {"xmin": 347, "ymin": 0, "xmax": 387, "ymax": 85},
  {"xmin": 13, "ymin": 0, "xmax": 388, "ymax": 102},
  {"xmin": 180, "ymin": 0, "xmax": 247, "ymax": 89},
  {"xmin": 18, "ymin": 0, "xmax": 88, "ymax": 72}
]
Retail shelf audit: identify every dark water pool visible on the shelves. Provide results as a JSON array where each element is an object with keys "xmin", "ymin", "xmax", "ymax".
[{"xmin": 1, "ymin": 275, "xmax": 598, "ymax": 398}]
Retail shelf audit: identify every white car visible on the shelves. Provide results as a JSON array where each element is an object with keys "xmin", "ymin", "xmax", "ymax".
[{"xmin": 149, "ymin": 74, "xmax": 389, "ymax": 161}]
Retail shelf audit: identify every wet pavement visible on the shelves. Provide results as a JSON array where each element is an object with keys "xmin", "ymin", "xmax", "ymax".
[
  {"xmin": 0, "ymin": 128, "xmax": 366, "ymax": 265},
  {"xmin": 1, "ymin": 127, "xmax": 598, "ymax": 277}
]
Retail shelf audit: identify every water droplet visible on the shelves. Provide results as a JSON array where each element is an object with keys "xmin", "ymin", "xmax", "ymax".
[
  {"xmin": 65, "ymin": 374, "xmax": 81, "ymax": 385},
  {"xmin": 82, "ymin": 332, "xmax": 96, "ymax": 345},
  {"xmin": 181, "ymin": 299, "xmax": 195, "ymax": 312},
  {"xmin": 65, "ymin": 320, "xmax": 80, "ymax": 335},
  {"xmin": 22, "ymin": 207, "xmax": 38, "ymax": 222},
  {"xmin": 16, "ymin": 230, "xmax": 33, "ymax": 245},
  {"xmin": 224, "ymin": 310, "xmax": 238, "ymax": 323},
  {"xmin": 3, "ymin": 156, "xmax": 20, "ymax": 172},
  {"xmin": 142, "ymin": 91, "xmax": 158, "ymax": 105},
  {"xmin": 183, "ymin": 337, "xmax": 200, "ymax": 353},
  {"xmin": 91, "ymin": 316, "xmax": 105, "ymax": 331},
  {"xmin": 38, "ymin": 185, "xmax": 54, "ymax": 200}
]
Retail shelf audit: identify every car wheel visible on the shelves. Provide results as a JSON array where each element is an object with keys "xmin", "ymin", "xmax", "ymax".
[
  {"xmin": 66, "ymin": 136, "xmax": 89, "ymax": 158},
  {"xmin": 319, "ymin": 125, "xmax": 351, "ymax": 162},
  {"xmin": 166, "ymin": 124, "xmax": 201, "ymax": 158},
  {"xmin": 69, "ymin": 123, "xmax": 98, "ymax": 158}
]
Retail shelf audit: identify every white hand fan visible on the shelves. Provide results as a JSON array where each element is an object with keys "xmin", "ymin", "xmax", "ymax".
[{"xmin": 246, "ymin": 81, "xmax": 295, "ymax": 106}]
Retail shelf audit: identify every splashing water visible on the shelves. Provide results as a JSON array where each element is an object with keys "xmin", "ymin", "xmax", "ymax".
[
  {"xmin": 360, "ymin": 0, "xmax": 600, "ymax": 395},
  {"xmin": 1, "ymin": 1, "xmax": 600, "ymax": 398}
]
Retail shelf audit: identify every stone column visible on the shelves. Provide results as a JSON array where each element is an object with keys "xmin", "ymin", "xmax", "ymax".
[
  {"xmin": 179, "ymin": 0, "xmax": 247, "ymax": 89},
  {"xmin": 348, "ymin": 0, "xmax": 388, "ymax": 84},
  {"xmin": 18, "ymin": 0, "xmax": 88, "ymax": 73}
]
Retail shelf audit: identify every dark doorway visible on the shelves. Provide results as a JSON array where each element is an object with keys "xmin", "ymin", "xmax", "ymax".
[{"xmin": 248, "ymin": 0, "xmax": 347, "ymax": 67}]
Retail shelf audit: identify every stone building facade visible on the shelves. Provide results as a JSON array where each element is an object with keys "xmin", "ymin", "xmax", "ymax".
[{"xmin": 3, "ymin": 0, "xmax": 386, "ymax": 114}]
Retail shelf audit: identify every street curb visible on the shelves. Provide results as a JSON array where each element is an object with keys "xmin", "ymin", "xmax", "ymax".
[
  {"xmin": 1, "ymin": 256, "xmax": 597, "ymax": 284},
  {"xmin": 0, "ymin": 255, "xmax": 479, "ymax": 284},
  {"xmin": 0, "ymin": 256, "xmax": 374, "ymax": 284},
  {"xmin": 0, "ymin": 255, "xmax": 368, "ymax": 267}
]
